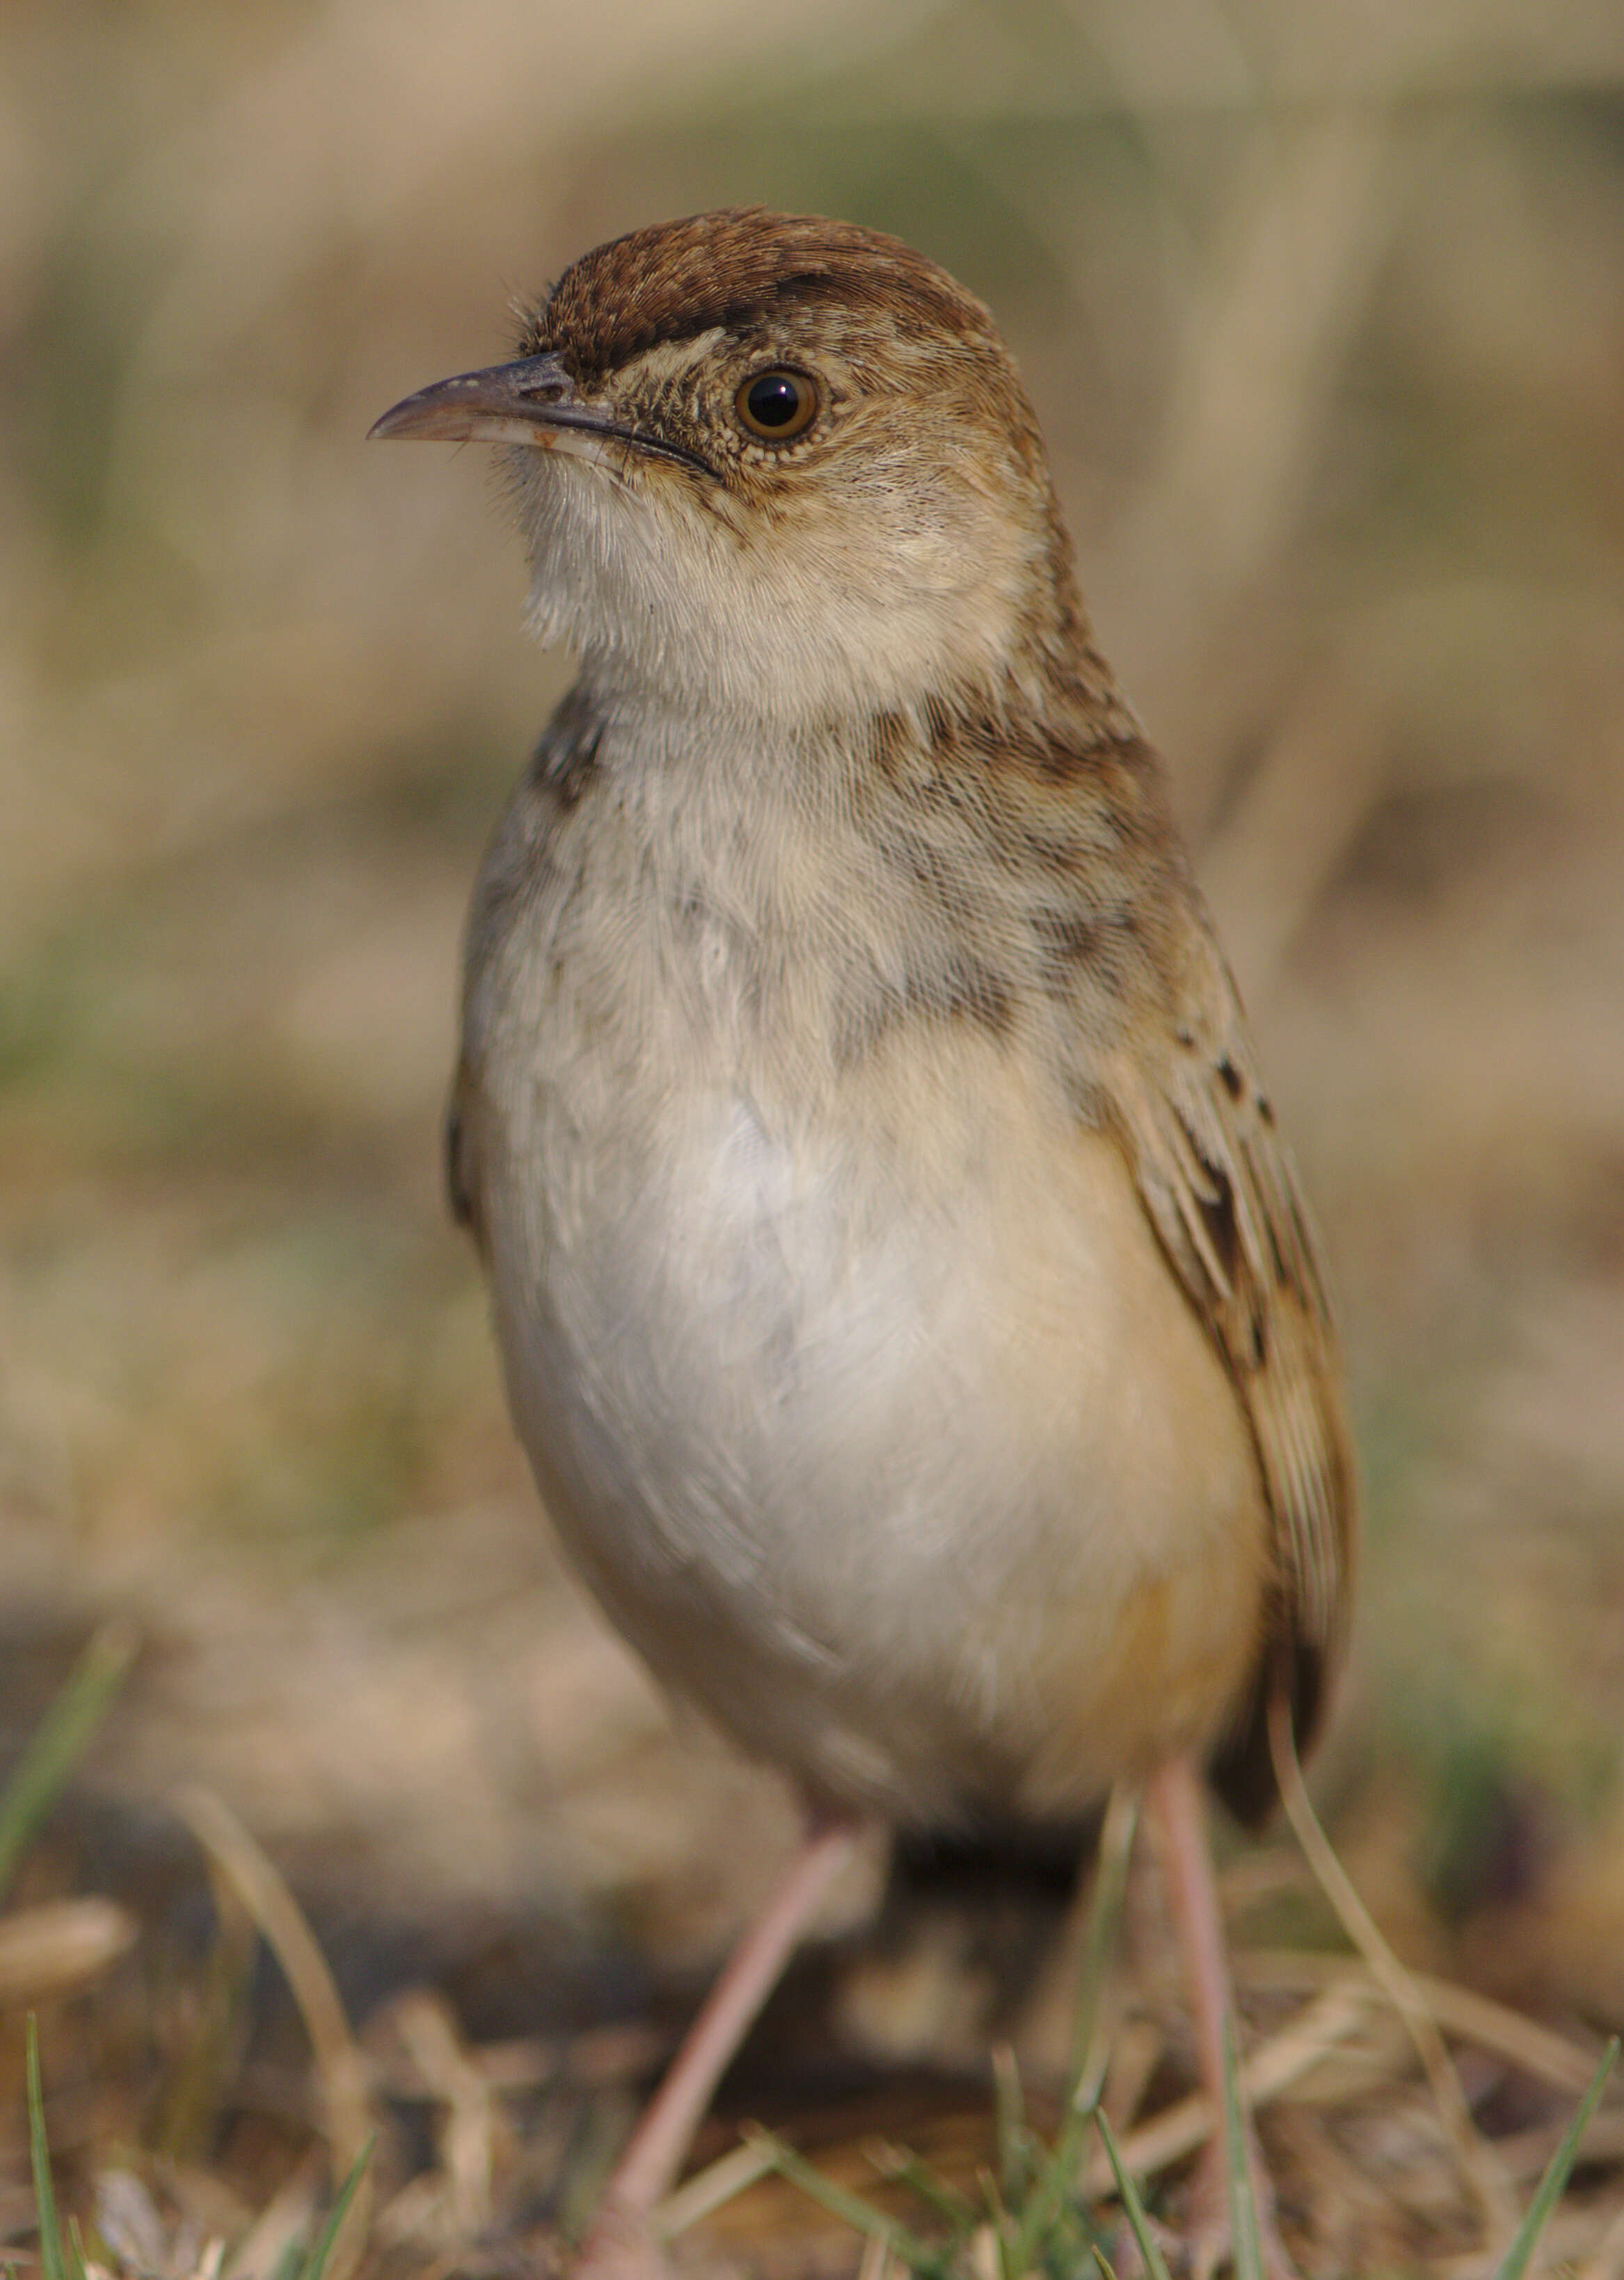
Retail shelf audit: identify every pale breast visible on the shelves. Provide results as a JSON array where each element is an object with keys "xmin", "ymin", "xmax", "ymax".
[{"xmin": 462, "ymin": 739, "xmax": 1272, "ymax": 1830}]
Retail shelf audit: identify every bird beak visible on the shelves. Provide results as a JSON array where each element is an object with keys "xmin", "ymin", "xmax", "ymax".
[
  {"xmin": 369, "ymin": 353, "xmax": 587, "ymax": 449},
  {"xmin": 370, "ymin": 350, "xmax": 719, "ymax": 480}
]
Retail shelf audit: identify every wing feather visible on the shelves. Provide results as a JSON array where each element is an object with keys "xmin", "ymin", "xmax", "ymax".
[{"xmin": 1104, "ymin": 909, "xmax": 1358, "ymax": 1817}]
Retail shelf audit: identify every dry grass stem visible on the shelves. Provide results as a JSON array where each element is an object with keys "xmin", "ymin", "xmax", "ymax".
[
  {"xmin": 0, "ymin": 1901, "xmax": 138, "ymax": 2011},
  {"xmin": 1269, "ymin": 1694, "xmax": 1521, "ymax": 2247},
  {"xmin": 1579, "ymin": 2194, "xmax": 1624, "ymax": 2280},
  {"xmin": 1238, "ymin": 1950, "xmax": 1605, "ymax": 2094},
  {"xmin": 1080, "ymin": 1982, "xmax": 1370, "ymax": 2196},
  {"xmin": 387, "ymin": 1991, "xmax": 501, "ymax": 2237},
  {"xmin": 172, "ymin": 1790, "xmax": 373, "ymax": 2280}
]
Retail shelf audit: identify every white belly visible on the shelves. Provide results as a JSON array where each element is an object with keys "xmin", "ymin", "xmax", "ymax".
[{"xmin": 479, "ymin": 1014, "xmax": 1268, "ymax": 1828}]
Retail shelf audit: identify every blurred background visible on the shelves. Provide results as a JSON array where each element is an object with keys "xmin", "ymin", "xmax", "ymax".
[{"xmin": 2, "ymin": 0, "xmax": 1623, "ymax": 2260}]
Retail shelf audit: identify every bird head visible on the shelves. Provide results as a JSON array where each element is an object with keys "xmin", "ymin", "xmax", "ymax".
[{"xmin": 372, "ymin": 208, "xmax": 1085, "ymax": 728}]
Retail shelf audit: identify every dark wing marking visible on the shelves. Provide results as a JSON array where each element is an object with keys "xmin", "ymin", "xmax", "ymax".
[{"xmin": 1107, "ymin": 909, "xmax": 1358, "ymax": 1822}]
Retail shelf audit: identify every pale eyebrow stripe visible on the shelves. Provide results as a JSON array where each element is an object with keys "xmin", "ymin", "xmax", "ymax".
[{"xmin": 618, "ymin": 328, "xmax": 730, "ymax": 386}]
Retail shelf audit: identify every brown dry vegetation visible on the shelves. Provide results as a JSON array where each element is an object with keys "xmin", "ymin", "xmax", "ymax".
[{"xmin": 1, "ymin": 0, "xmax": 1623, "ymax": 2272}]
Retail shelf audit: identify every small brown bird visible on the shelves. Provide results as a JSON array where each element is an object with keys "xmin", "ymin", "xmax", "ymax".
[{"xmin": 372, "ymin": 208, "xmax": 1357, "ymax": 2276}]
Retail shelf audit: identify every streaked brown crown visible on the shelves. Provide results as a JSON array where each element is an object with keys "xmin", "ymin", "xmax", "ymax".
[{"xmin": 517, "ymin": 207, "xmax": 1002, "ymax": 385}]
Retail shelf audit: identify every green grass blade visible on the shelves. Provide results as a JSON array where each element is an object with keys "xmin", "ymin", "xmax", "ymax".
[
  {"xmin": 1004, "ymin": 1787, "xmax": 1143, "ymax": 2280},
  {"xmin": 1069, "ymin": 1785, "xmax": 1139, "ymax": 2102},
  {"xmin": 0, "ymin": 1624, "xmax": 136, "ymax": 1903},
  {"xmin": 296, "ymin": 2138, "xmax": 374, "ymax": 2280},
  {"xmin": 742, "ymin": 2126, "xmax": 941, "ymax": 2272},
  {"xmin": 1220, "ymin": 2022, "xmax": 1264, "ymax": 2280},
  {"xmin": 992, "ymin": 2041, "xmax": 1029, "ymax": 2208},
  {"xmin": 1491, "ymin": 2036, "xmax": 1618, "ymax": 2280},
  {"xmin": 25, "ymin": 2017, "xmax": 68, "ymax": 2280},
  {"xmin": 864, "ymin": 2143, "xmax": 979, "ymax": 2231},
  {"xmin": 1006, "ymin": 2117, "xmax": 1082, "ymax": 2279},
  {"xmin": 1093, "ymin": 2110, "xmax": 1173, "ymax": 2280}
]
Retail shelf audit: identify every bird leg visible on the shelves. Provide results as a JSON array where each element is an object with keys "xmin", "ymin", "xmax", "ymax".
[
  {"xmin": 573, "ymin": 1818, "xmax": 860, "ymax": 2279},
  {"xmin": 1143, "ymin": 1755, "xmax": 1296, "ymax": 2280}
]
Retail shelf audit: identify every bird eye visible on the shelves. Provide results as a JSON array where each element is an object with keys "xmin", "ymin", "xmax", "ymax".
[{"xmin": 735, "ymin": 369, "xmax": 819, "ymax": 443}]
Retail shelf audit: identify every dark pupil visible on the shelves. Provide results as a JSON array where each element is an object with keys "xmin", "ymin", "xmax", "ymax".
[{"xmin": 747, "ymin": 374, "xmax": 801, "ymax": 428}]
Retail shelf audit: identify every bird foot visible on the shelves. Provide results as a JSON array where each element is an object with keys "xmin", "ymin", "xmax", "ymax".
[
  {"xmin": 1105, "ymin": 2204, "xmax": 1186, "ymax": 2279},
  {"xmin": 571, "ymin": 2198, "xmax": 675, "ymax": 2280},
  {"xmin": 1110, "ymin": 2203, "xmax": 1296, "ymax": 2280},
  {"xmin": 1179, "ymin": 2137, "xmax": 1298, "ymax": 2280}
]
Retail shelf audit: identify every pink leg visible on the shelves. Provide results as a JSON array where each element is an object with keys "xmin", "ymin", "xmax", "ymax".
[
  {"xmin": 575, "ymin": 1819, "xmax": 859, "ymax": 2278},
  {"xmin": 1144, "ymin": 1756, "xmax": 1295, "ymax": 2279}
]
